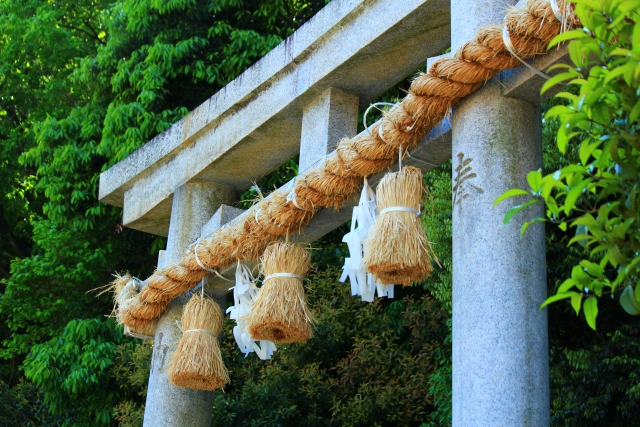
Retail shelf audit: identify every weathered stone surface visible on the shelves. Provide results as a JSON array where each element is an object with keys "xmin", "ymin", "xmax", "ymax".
[
  {"xmin": 299, "ymin": 88, "xmax": 359, "ymax": 174},
  {"xmin": 502, "ymin": 45, "xmax": 570, "ymax": 106},
  {"xmin": 450, "ymin": 1, "xmax": 549, "ymax": 426},
  {"xmin": 157, "ymin": 250, "xmax": 166, "ymax": 269},
  {"xmin": 200, "ymin": 205, "xmax": 245, "ymax": 239},
  {"xmin": 99, "ymin": 0, "xmax": 451, "ymax": 236},
  {"xmin": 144, "ymin": 183, "xmax": 235, "ymax": 427}
]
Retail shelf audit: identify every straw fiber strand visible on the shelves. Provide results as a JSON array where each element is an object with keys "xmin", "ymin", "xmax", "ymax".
[{"xmin": 111, "ymin": 0, "xmax": 576, "ymax": 321}]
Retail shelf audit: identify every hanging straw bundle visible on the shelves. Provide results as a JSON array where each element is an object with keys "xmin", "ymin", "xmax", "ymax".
[
  {"xmin": 363, "ymin": 166, "xmax": 436, "ymax": 286},
  {"xmin": 167, "ymin": 294, "xmax": 229, "ymax": 390},
  {"xmin": 245, "ymin": 242, "xmax": 313, "ymax": 343}
]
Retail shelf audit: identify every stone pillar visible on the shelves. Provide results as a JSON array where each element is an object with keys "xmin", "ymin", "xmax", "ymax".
[
  {"xmin": 450, "ymin": 1, "xmax": 549, "ymax": 426},
  {"xmin": 143, "ymin": 182, "xmax": 235, "ymax": 427},
  {"xmin": 299, "ymin": 88, "xmax": 359, "ymax": 174}
]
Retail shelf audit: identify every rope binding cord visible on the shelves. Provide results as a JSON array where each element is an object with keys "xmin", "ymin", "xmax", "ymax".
[
  {"xmin": 286, "ymin": 178, "xmax": 306, "ymax": 210},
  {"xmin": 501, "ymin": 26, "xmax": 554, "ymax": 81},
  {"xmin": 363, "ymin": 102, "xmax": 397, "ymax": 136},
  {"xmin": 379, "ymin": 206, "xmax": 421, "ymax": 217},
  {"xmin": 193, "ymin": 237, "xmax": 216, "ymax": 274},
  {"xmin": 183, "ymin": 328, "xmax": 218, "ymax": 339},
  {"xmin": 263, "ymin": 272, "xmax": 305, "ymax": 283}
]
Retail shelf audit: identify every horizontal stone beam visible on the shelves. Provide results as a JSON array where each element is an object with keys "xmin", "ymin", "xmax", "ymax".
[
  {"xmin": 99, "ymin": 0, "xmax": 451, "ymax": 237},
  {"xmin": 502, "ymin": 45, "xmax": 570, "ymax": 105}
]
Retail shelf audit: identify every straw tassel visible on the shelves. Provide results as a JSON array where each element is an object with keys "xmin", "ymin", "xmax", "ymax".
[
  {"xmin": 167, "ymin": 294, "xmax": 229, "ymax": 390},
  {"xmin": 227, "ymin": 263, "xmax": 277, "ymax": 359},
  {"xmin": 363, "ymin": 166, "xmax": 436, "ymax": 286},
  {"xmin": 244, "ymin": 242, "xmax": 313, "ymax": 343},
  {"xmin": 113, "ymin": 275, "xmax": 157, "ymax": 338},
  {"xmin": 340, "ymin": 178, "xmax": 394, "ymax": 301}
]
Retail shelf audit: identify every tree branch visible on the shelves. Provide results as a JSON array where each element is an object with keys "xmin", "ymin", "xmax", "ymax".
[{"xmin": 57, "ymin": 23, "xmax": 106, "ymax": 45}]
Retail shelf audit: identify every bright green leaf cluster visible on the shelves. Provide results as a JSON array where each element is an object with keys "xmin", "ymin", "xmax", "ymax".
[
  {"xmin": 23, "ymin": 319, "xmax": 125, "ymax": 426},
  {"xmin": 497, "ymin": 0, "xmax": 640, "ymax": 329}
]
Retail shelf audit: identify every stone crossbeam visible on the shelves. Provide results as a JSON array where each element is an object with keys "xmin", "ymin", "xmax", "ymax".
[{"xmin": 99, "ymin": 0, "xmax": 451, "ymax": 236}]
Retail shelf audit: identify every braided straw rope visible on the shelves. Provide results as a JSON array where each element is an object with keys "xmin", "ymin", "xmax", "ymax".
[{"xmin": 122, "ymin": 0, "xmax": 577, "ymax": 326}]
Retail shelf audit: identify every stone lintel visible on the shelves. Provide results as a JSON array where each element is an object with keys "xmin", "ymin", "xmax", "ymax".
[{"xmin": 99, "ymin": 0, "xmax": 451, "ymax": 236}]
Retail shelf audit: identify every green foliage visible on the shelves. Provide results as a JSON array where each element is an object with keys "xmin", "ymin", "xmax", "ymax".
[
  {"xmin": 0, "ymin": 380, "xmax": 67, "ymax": 426},
  {"xmin": 112, "ymin": 340, "xmax": 152, "ymax": 426},
  {"xmin": 422, "ymin": 162, "xmax": 453, "ymax": 313},
  {"xmin": 214, "ymin": 268, "xmax": 450, "ymax": 427},
  {"xmin": 498, "ymin": 0, "xmax": 640, "ymax": 328},
  {"xmin": 549, "ymin": 323, "xmax": 640, "ymax": 426},
  {"xmin": 1, "ymin": 0, "xmax": 329, "ymax": 420},
  {"xmin": 23, "ymin": 318, "xmax": 125, "ymax": 426}
]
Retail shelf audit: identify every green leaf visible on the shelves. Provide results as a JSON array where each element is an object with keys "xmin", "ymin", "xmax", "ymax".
[
  {"xmin": 526, "ymin": 170, "xmax": 543, "ymax": 194},
  {"xmin": 604, "ymin": 62, "xmax": 635, "ymax": 84},
  {"xmin": 583, "ymin": 296, "xmax": 598, "ymax": 330},
  {"xmin": 571, "ymin": 293, "xmax": 582, "ymax": 316},
  {"xmin": 621, "ymin": 286, "xmax": 640, "ymax": 315},
  {"xmin": 630, "ymin": 99, "xmax": 640, "ymax": 123},
  {"xmin": 548, "ymin": 29, "xmax": 589, "ymax": 49},
  {"xmin": 520, "ymin": 218, "xmax": 546, "ymax": 236},
  {"xmin": 580, "ymin": 260, "xmax": 604, "ymax": 278},
  {"xmin": 503, "ymin": 199, "xmax": 540, "ymax": 225},
  {"xmin": 579, "ymin": 140, "xmax": 602, "ymax": 166},
  {"xmin": 564, "ymin": 179, "xmax": 593, "ymax": 215},
  {"xmin": 559, "ymin": 278, "xmax": 580, "ymax": 293},
  {"xmin": 541, "ymin": 291, "xmax": 581, "ymax": 308},
  {"xmin": 493, "ymin": 188, "xmax": 530, "ymax": 207},
  {"xmin": 634, "ymin": 13, "xmax": 640, "ymax": 55}
]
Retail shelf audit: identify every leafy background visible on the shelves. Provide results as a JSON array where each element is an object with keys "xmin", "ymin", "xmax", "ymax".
[{"xmin": 0, "ymin": 0, "xmax": 638, "ymax": 426}]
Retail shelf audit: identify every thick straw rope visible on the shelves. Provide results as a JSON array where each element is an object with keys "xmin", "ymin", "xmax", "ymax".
[{"xmin": 120, "ymin": 0, "xmax": 576, "ymax": 326}]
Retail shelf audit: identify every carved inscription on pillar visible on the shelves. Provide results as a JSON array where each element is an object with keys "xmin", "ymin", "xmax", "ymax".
[
  {"xmin": 151, "ymin": 332, "xmax": 169, "ymax": 373},
  {"xmin": 453, "ymin": 152, "xmax": 484, "ymax": 206}
]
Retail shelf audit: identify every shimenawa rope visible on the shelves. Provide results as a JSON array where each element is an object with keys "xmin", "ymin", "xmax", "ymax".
[{"xmin": 117, "ymin": 0, "xmax": 577, "ymax": 327}]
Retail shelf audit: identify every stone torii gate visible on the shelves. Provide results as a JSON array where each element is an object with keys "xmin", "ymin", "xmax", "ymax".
[{"xmin": 99, "ymin": 0, "xmax": 569, "ymax": 425}]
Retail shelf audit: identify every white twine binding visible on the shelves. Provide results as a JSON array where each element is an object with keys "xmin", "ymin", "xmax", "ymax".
[
  {"xmin": 184, "ymin": 328, "xmax": 218, "ymax": 339},
  {"xmin": 226, "ymin": 262, "xmax": 276, "ymax": 360},
  {"xmin": 502, "ymin": 26, "xmax": 555, "ymax": 82},
  {"xmin": 379, "ymin": 206, "xmax": 421, "ymax": 217},
  {"xmin": 363, "ymin": 102, "xmax": 397, "ymax": 136},
  {"xmin": 549, "ymin": 0, "xmax": 566, "ymax": 25},
  {"xmin": 263, "ymin": 272, "xmax": 305, "ymax": 283},
  {"xmin": 193, "ymin": 237, "xmax": 216, "ymax": 273},
  {"xmin": 124, "ymin": 326, "xmax": 154, "ymax": 340},
  {"xmin": 286, "ymin": 178, "xmax": 305, "ymax": 210},
  {"xmin": 175, "ymin": 320, "xmax": 217, "ymax": 339},
  {"xmin": 405, "ymin": 152, "xmax": 439, "ymax": 168},
  {"xmin": 339, "ymin": 177, "xmax": 394, "ymax": 301}
]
